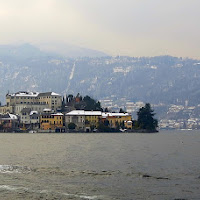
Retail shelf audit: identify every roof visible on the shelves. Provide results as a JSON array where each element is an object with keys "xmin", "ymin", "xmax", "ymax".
[
  {"xmin": 85, "ymin": 111, "xmax": 102, "ymax": 116},
  {"xmin": 30, "ymin": 113, "xmax": 39, "ymax": 118},
  {"xmin": 0, "ymin": 113, "xmax": 18, "ymax": 120},
  {"xmin": 43, "ymin": 108, "xmax": 52, "ymax": 112},
  {"xmin": 30, "ymin": 111, "xmax": 38, "ymax": 115},
  {"xmin": 7, "ymin": 91, "xmax": 39, "ymax": 97},
  {"xmin": 7, "ymin": 91, "xmax": 61, "ymax": 97},
  {"xmin": 66, "ymin": 110, "xmax": 132, "ymax": 117},
  {"xmin": 38, "ymin": 92, "xmax": 60, "ymax": 97},
  {"xmin": 66, "ymin": 110, "xmax": 102, "ymax": 116},
  {"xmin": 9, "ymin": 114, "xmax": 18, "ymax": 119},
  {"xmin": 52, "ymin": 113, "xmax": 64, "ymax": 116},
  {"xmin": 102, "ymin": 112, "xmax": 131, "ymax": 118},
  {"xmin": 41, "ymin": 112, "xmax": 63, "ymax": 117}
]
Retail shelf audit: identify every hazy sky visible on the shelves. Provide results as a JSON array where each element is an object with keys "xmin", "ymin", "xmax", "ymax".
[{"xmin": 0, "ymin": 0, "xmax": 200, "ymax": 58}]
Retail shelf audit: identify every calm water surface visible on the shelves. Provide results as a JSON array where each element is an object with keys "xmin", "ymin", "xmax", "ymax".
[{"xmin": 0, "ymin": 130, "xmax": 200, "ymax": 200}]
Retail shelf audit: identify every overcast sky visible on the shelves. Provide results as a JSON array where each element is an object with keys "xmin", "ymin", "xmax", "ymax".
[{"xmin": 0, "ymin": 0, "xmax": 199, "ymax": 58}]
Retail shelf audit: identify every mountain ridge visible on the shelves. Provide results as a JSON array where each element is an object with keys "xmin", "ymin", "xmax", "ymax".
[{"xmin": 0, "ymin": 44, "xmax": 199, "ymax": 109}]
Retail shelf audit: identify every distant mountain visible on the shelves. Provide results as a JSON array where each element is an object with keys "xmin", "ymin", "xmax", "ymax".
[
  {"xmin": 0, "ymin": 44, "xmax": 50, "ymax": 61},
  {"xmin": 0, "ymin": 44, "xmax": 200, "ymax": 110},
  {"xmin": 0, "ymin": 43, "xmax": 108, "ymax": 61},
  {"xmin": 38, "ymin": 42, "xmax": 108, "ymax": 58}
]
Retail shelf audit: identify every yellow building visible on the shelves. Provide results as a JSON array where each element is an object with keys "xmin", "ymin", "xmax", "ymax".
[
  {"xmin": 65, "ymin": 110, "xmax": 132, "ymax": 131},
  {"xmin": 65, "ymin": 110, "xmax": 102, "ymax": 131},
  {"xmin": 84, "ymin": 111, "xmax": 102, "ymax": 130},
  {"xmin": 102, "ymin": 112, "xmax": 132, "ymax": 129},
  {"xmin": 40, "ymin": 112, "xmax": 64, "ymax": 131}
]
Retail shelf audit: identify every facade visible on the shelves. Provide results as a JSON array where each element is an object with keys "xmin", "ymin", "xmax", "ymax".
[
  {"xmin": 30, "ymin": 111, "xmax": 40, "ymax": 125},
  {"xmin": 85, "ymin": 111, "xmax": 102, "ymax": 130},
  {"xmin": 37, "ymin": 92, "xmax": 62, "ymax": 112},
  {"xmin": 102, "ymin": 112, "xmax": 132, "ymax": 129},
  {"xmin": 1, "ymin": 91, "xmax": 62, "ymax": 114},
  {"xmin": 65, "ymin": 110, "xmax": 102, "ymax": 131},
  {"xmin": 40, "ymin": 112, "xmax": 64, "ymax": 131},
  {"xmin": 65, "ymin": 110, "xmax": 85, "ymax": 131},
  {"xmin": 66, "ymin": 110, "xmax": 132, "ymax": 131},
  {"xmin": 124, "ymin": 120, "xmax": 133, "ymax": 129},
  {"xmin": 20, "ymin": 108, "xmax": 32, "ymax": 125},
  {"xmin": 0, "ymin": 105, "xmax": 12, "ymax": 114},
  {"xmin": 0, "ymin": 113, "xmax": 19, "ymax": 132},
  {"xmin": 14, "ymin": 104, "xmax": 48, "ymax": 115},
  {"xmin": 19, "ymin": 109, "xmax": 40, "ymax": 129}
]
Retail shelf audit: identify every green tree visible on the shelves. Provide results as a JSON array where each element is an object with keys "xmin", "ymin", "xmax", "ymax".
[
  {"xmin": 137, "ymin": 103, "xmax": 158, "ymax": 131},
  {"xmin": 83, "ymin": 95, "xmax": 102, "ymax": 111},
  {"xmin": 68, "ymin": 122, "xmax": 76, "ymax": 130}
]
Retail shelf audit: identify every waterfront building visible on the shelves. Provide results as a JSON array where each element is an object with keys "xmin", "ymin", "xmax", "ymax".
[
  {"xmin": 0, "ymin": 91, "xmax": 62, "ymax": 114},
  {"xmin": 65, "ymin": 110, "xmax": 85, "ymax": 131},
  {"xmin": 0, "ymin": 113, "xmax": 19, "ymax": 132},
  {"xmin": 102, "ymin": 112, "xmax": 132, "ymax": 129},
  {"xmin": 65, "ymin": 110, "xmax": 102, "ymax": 131},
  {"xmin": 65, "ymin": 110, "xmax": 132, "ymax": 131},
  {"xmin": 19, "ymin": 109, "xmax": 40, "ymax": 129},
  {"xmin": 85, "ymin": 111, "xmax": 102, "ymax": 131},
  {"xmin": 40, "ymin": 112, "xmax": 64, "ymax": 132}
]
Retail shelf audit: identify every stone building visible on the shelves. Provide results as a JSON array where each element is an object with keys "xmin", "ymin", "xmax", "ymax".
[{"xmin": 0, "ymin": 91, "xmax": 62, "ymax": 114}]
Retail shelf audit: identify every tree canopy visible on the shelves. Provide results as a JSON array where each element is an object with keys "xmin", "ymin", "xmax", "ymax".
[
  {"xmin": 83, "ymin": 95, "xmax": 102, "ymax": 111},
  {"xmin": 68, "ymin": 122, "xmax": 76, "ymax": 130},
  {"xmin": 137, "ymin": 103, "xmax": 158, "ymax": 131},
  {"xmin": 63, "ymin": 94, "xmax": 102, "ymax": 111}
]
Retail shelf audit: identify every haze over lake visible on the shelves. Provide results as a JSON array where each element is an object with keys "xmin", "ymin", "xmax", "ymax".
[{"xmin": 0, "ymin": 130, "xmax": 199, "ymax": 200}]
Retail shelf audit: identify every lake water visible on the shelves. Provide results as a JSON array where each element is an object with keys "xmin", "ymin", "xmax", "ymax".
[{"xmin": 0, "ymin": 130, "xmax": 199, "ymax": 200}]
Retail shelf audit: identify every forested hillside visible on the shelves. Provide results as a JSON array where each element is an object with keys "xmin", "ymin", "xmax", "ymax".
[{"xmin": 0, "ymin": 44, "xmax": 200, "ymax": 108}]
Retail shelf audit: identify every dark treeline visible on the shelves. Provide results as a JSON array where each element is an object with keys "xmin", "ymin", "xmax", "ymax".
[{"xmin": 62, "ymin": 93, "xmax": 102, "ymax": 111}]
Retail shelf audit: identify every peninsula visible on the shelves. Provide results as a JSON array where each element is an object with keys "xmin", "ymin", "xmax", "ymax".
[{"xmin": 0, "ymin": 91, "xmax": 158, "ymax": 133}]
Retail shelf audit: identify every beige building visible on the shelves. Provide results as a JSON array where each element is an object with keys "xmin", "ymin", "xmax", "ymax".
[
  {"xmin": 0, "ymin": 91, "xmax": 62, "ymax": 114},
  {"xmin": 65, "ymin": 110, "xmax": 103, "ymax": 131},
  {"xmin": 0, "ymin": 105, "xmax": 12, "ymax": 114},
  {"xmin": 14, "ymin": 104, "xmax": 48, "ymax": 115},
  {"xmin": 65, "ymin": 110, "xmax": 86, "ymax": 131}
]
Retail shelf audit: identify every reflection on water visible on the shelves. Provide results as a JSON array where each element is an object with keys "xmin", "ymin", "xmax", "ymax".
[{"xmin": 0, "ymin": 131, "xmax": 200, "ymax": 200}]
